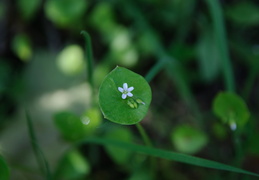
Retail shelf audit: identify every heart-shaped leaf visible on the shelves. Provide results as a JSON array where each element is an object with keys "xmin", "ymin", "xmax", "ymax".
[{"xmin": 99, "ymin": 67, "xmax": 152, "ymax": 125}]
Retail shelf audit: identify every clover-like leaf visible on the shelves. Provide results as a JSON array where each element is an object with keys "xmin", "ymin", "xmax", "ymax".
[
  {"xmin": 99, "ymin": 66, "xmax": 152, "ymax": 125},
  {"xmin": 213, "ymin": 92, "xmax": 250, "ymax": 130}
]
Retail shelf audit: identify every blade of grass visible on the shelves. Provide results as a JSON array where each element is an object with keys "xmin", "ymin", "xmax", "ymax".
[
  {"xmin": 205, "ymin": 0, "xmax": 235, "ymax": 92},
  {"xmin": 78, "ymin": 137, "xmax": 259, "ymax": 178},
  {"xmin": 145, "ymin": 59, "xmax": 166, "ymax": 83},
  {"xmin": 81, "ymin": 31, "xmax": 94, "ymax": 88},
  {"xmin": 26, "ymin": 110, "xmax": 51, "ymax": 180}
]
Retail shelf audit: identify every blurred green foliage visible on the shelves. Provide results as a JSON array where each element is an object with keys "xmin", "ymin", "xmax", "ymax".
[
  {"xmin": 171, "ymin": 125, "xmax": 208, "ymax": 154},
  {"xmin": 1, "ymin": 0, "xmax": 259, "ymax": 179},
  {"xmin": 0, "ymin": 156, "xmax": 9, "ymax": 180}
]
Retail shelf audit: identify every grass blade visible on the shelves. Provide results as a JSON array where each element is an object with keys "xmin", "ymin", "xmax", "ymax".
[
  {"xmin": 205, "ymin": 0, "xmax": 235, "ymax": 92},
  {"xmin": 79, "ymin": 137, "xmax": 259, "ymax": 178},
  {"xmin": 81, "ymin": 31, "xmax": 94, "ymax": 88},
  {"xmin": 26, "ymin": 110, "xmax": 52, "ymax": 180}
]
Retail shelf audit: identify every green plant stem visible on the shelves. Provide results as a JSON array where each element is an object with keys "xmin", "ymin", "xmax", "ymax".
[
  {"xmin": 136, "ymin": 123, "xmax": 152, "ymax": 147},
  {"xmin": 26, "ymin": 110, "xmax": 51, "ymax": 180},
  {"xmin": 205, "ymin": 0, "xmax": 235, "ymax": 92},
  {"xmin": 136, "ymin": 123, "xmax": 156, "ymax": 177},
  {"xmin": 145, "ymin": 59, "xmax": 166, "ymax": 83},
  {"xmin": 81, "ymin": 31, "xmax": 94, "ymax": 90},
  {"xmin": 242, "ymin": 68, "xmax": 258, "ymax": 100}
]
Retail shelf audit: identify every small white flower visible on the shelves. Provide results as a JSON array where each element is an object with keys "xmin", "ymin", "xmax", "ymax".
[{"xmin": 118, "ymin": 83, "xmax": 134, "ymax": 99}]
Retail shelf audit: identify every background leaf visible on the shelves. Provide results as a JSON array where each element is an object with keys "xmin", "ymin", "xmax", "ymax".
[
  {"xmin": 213, "ymin": 92, "xmax": 250, "ymax": 130},
  {"xmin": 171, "ymin": 125, "xmax": 208, "ymax": 154}
]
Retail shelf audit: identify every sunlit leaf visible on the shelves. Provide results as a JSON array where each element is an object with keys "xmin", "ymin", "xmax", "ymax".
[
  {"xmin": 99, "ymin": 67, "xmax": 152, "ymax": 125},
  {"xmin": 80, "ymin": 108, "xmax": 102, "ymax": 136},
  {"xmin": 54, "ymin": 109, "xmax": 102, "ymax": 141},
  {"xmin": 57, "ymin": 45, "xmax": 85, "ymax": 75},
  {"xmin": 213, "ymin": 92, "xmax": 250, "ymax": 130},
  {"xmin": 11, "ymin": 33, "xmax": 32, "ymax": 61},
  {"xmin": 171, "ymin": 125, "xmax": 208, "ymax": 154}
]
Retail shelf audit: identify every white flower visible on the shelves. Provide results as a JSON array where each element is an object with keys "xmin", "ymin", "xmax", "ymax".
[{"xmin": 118, "ymin": 83, "xmax": 134, "ymax": 99}]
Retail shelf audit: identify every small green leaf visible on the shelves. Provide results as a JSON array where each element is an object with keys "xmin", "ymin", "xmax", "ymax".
[
  {"xmin": 213, "ymin": 92, "xmax": 250, "ymax": 130},
  {"xmin": 104, "ymin": 127, "xmax": 133, "ymax": 164},
  {"xmin": 11, "ymin": 33, "xmax": 32, "ymax": 61},
  {"xmin": 99, "ymin": 67, "xmax": 152, "ymax": 125},
  {"xmin": 54, "ymin": 150, "xmax": 90, "ymax": 180},
  {"xmin": 45, "ymin": 0, "xmax": 88, "ymax": 27},
  {"xmin": 0, "ymin": 156, "xmax": 10, "ymax": 180},
  {"xmin": 226, "ymin": 2, "xmax": 259, "ymax": 26},
  {"xmin": 54, "ymin": 109, "xmax": 101, "ymax": 141},
  {"xmin": 80, "ymin": 108, "xmax": 102, "ymax": 136},
  {"xmin": 171, "ymin": 125, "xmax": 208, "ymax": 154},
  {"xmin": 17, "ymin": 0, "xmax": 41, "ymax": 20}
]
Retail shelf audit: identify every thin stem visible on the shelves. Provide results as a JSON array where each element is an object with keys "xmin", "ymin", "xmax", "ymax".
[
  {"xmin": 145, "ymin": 59, "xmax": 166, "ymax": 83},
  {"xmin": 136, "ymin": 123, "xmax": 152, "ymax": 147},
  {"xmin": 26, "ymin": 110, "xmax": 52, "ymax": 180},
  {"xmin": 135, "ymin": 123, "xmax": 156, "ymax": 177},
  {"xmin": 205, "ymin": 0, "xmax": 235, "ymax": 92},
  {"xmin": 81, "ymin": 31, "xmax": 94, "ymax": 88},
  {"xmin": 242, "ymin": 68, "xmax": 258, "ymax": 100}
]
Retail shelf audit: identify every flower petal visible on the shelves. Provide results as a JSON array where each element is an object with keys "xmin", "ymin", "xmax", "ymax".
[
  {"xmin": 127, "ymin": 92, "xmax": 133, "ymax": 97},
  {"xmin": 123, "ymin": 83, "xmax": 128, "ymax": 90},
  {"xmin": 122, "ymin": 94, "xmax": 127, "ymax": 99},
  {"xmin": 128, "ymin": 87, "xmax": 134, "ymax": 91},
  {"xmin": 118, "ymin": 87, "xmax": 124, "ymax": 92}
]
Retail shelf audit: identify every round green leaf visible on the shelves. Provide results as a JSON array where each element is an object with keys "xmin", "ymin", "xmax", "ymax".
[
  {"xmin": 99, "ymin": 67, "xmax": 152, "ymax": 125},
  {"xmin": 213, "ymin": 92, "xmax": 250, "ymax": 130},
  {"xmin": 0, "ymin": 156, "xmax": 9, "ymax": 180},
  {"xmin": 54, "ymin": 109, "xmax": 101, "ymax": 141},
  {"xmin": 171, "ymin": 125, "xmax": 208, "ymax": 154},
  {"xmin": 54, "ymin": 111, "xmax": 85, "ymax": 141},
  {"xmin": 57, "ymin": 44, "xmax": 85, "ymax": 75}
]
